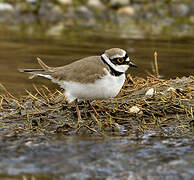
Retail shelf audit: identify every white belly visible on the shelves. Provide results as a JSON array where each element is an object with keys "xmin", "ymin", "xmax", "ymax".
[{"xmin": 57, "ymin": 73, "xmax": 126, "ymax": 103}]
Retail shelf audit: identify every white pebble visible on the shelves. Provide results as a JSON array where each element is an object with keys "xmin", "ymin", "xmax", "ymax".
[
  {"xmin": 167, "ymin": 87, "xmax": 175, "ymax": 92},
  {"xmin": 0, "ymin": 3, "xmax": 13, "ymax": 11},
  {"xmin": 129, "ymin": 106, "xmax": 140, "ymax": 114},
  {"xmin": 145, "ymin": 88, "xmax": 155, "ymax": 97},
  {"xmin": 56, "ymin": 0, "xmax": 72, "ymax": 5}
]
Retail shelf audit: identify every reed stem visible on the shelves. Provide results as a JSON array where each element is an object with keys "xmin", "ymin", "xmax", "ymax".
[{"xmin": 154, "ymin": 51, "xmax": 159, "ymax": 77}]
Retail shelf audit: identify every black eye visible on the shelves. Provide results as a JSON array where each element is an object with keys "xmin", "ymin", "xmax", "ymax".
[{"xmin": 117, "ymin": 58, "xmax": 124, "ymax": 63}]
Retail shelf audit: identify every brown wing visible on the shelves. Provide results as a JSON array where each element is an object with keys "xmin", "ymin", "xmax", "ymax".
[{"xmin": 51, "ymin": 56, "xmax": 108, "ymax": 84}]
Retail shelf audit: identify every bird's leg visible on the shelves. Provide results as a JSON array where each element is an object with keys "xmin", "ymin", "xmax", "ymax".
[
  {"xmin": 87, "ymin": 100, "xmax": 99, "ymax": 116},
  {"xmin": 75, "ymin": 99, "xmax": 82, "ymax": 123}
]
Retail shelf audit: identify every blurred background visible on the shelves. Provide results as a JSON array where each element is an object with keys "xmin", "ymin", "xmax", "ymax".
[{"xmin": 0, "ymin": 0, "xmax": 194, "ymax": 95}]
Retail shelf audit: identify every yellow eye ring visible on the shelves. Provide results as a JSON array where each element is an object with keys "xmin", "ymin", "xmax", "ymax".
[{"xmin": 117, "ymin": 58, "xmax": 124, "ymax": 63}]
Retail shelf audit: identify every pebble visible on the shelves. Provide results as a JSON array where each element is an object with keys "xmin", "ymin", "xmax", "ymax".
[
  {"xmin": 113, "ymin": 123, "xmax": 127, "ymax": 134},
  {"xmin": 132, "ymin": 0, "xmax": 144, "ymax": 3},
  {"xmin": 109, "ymin": 0, "xmax": 129, "ymax": 7},
  {"xmin": 118, "ymin": 6, "xmax": 135, "ymax": 16},
  {"xmin": 129, "ymin": 106, "xmax": 140, "ymax": 114},
  {"xmin": 75, "ymin": 6, "xmax": 94, "ymax": 19},
  {"xmin": 9, "ymin": 99, "xmax": 19, "ymax": 107},
  {"xmin": 171, "ymin": 4, "xmax": 190, "ymax": 17},
  {"xmin": 179, "ymin": 24, "xmax": 190, "ymax": 30},
  {"xmin": 57, "ymin": 0, "xmax": 72, "ymax": 5},
  {"xmin": 145, "ymin": 88, "xmax": 155, "ymax": 97},
  {"xmin": 47, "ymin": 22, "xmax": 64, "ymax": 36},
  {"xmin": 168, "ymin": 160, "xmax": 188, "ymax": 166},
  {"xmin": 26, "ymin": 0, "xmax": 37, "ymax": 4},
  {"xmin": 25, "ymin": 141, "xmax": 33, "ymax": 147},
  {"xmin": 0, "ymin": 2, "xmax": 14, "ymax": 11},
  {"xmin": 143, "ymin": 12, "xmax": 153, "ymax": 19},
  {"xmin": 15, "ymin": 3, "xmax": 30, "ymax": 12},
  {"xmin": 167, "ymin": 87, "xmax": 176, "ymax": 92},
  {"xmin": 52, "ymin": 5, "xmax": 64, "ymax": 16},
  {"xmin": 24, "ymin": 100, "xmax": 32, "ymax": 108},
  {"xmin": 88, "ymin": 0, "xmax": 104, "ymax": 8},
  {"xmin": 189, "ymin": 16, "xmax": 194, "ymax": 23}
]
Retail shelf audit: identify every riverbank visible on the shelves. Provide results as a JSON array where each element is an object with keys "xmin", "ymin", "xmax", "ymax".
[{"xmin": 1, "ymin": 0, "xmax": 194, "ymax": 39}]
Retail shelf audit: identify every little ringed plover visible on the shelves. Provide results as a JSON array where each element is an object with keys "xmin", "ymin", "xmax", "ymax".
[{"xmin": 19, "ymin": 48, "xmax": 137, "ymax": 119}]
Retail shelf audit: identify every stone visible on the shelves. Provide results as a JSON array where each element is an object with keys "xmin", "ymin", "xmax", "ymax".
[
  {"xmin": 26, "ymin": 0, "xmax": 37, "ymax": 4},
  {"xmin": 75, "ymin": 6, "xmax": 94, "ymax": 19},
  {"xmin": 47, "ymin": 22, "xmax": 64, "ymax": 36},
  {"xmin": 52, "ymin": 5, "xmax": 64, "ymax": 15},
  {"xmin": 118, "ymin": 6, "xmax": 135, "ymax": 16},
  {"xmin": 179, "ymin": 24, "xmax": 190, "ymax": 30},
  {"xmin": 0, "ymin": 2, "xmax": 13, "ymax": 11},
  {"xmin": 15, "ymin": 3, "xmax": 29, "ymax": 12},
  {"xmin": 88, "ymin": 0, "xmax": 103, "ymax": 8},
  {"xmin": 57, "ymin": 0, "xmax": 72, "ymax": 6},
  {"xmin": 129, "ymin": 106, "xmax": 140, "ymax": 114},
  {"xmin": 110, "ymin": 0, "xmax": 129, "ymax": 8},
  {"xmin": 145, "ymin": 88, "xmax": 155, "ymax": 97},
  {"xmin": 189, "ymin": 16, "xmax": 194, "ymax": 23},
  {"xmin": 171, "ymin": 4, "xmax": 190, "ymax": 17},
  {"xmin": 168, "ymin": 160, "xmax": 188, "ymax": 166},
  {"xmin": 167, "ymin": 87, "xmax": 176, "ymax": 92},
  {"xmin": 132, "ymin": 0, "xmax": 144, "ymax": 3},
  {"xmin": 143, "ymin": 12, "xmax": 153, "ymax": 19},
  {"xmin": 113, "ymin": 123, "xmax": 126, "ymax": 134}
]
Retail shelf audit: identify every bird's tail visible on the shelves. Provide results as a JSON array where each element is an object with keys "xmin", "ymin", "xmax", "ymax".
[{"xmin": 18, "ymin": 57, "xmax": 52, "ymax": 79}]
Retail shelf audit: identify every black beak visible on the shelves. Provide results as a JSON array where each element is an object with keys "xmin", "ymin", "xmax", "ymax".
[{"xmin": 129, "ymin": 62, "xmax": 137, "ymax": 68}]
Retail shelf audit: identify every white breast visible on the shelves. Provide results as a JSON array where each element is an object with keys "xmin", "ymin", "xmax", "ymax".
[{"xmin": 56, "ymin": 70, "xmax": 126, "ymax": 103}]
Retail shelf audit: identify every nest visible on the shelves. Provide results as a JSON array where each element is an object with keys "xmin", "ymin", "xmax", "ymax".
[{"xmin": 0, "ymin": 75, "xmax": 193, "ymax": 137}]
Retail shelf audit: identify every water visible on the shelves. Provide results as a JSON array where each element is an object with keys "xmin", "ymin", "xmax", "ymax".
[
  {"xmin": 0, "ymin": 26, "xmax": 194, "ymax": 179},
  {"xmin": 0, "ymin": 27, "xmax": 193, "ymax": 95},
  {"xmin": 0, "ymin": 135, "xmax": 194, "ymax": 179}
]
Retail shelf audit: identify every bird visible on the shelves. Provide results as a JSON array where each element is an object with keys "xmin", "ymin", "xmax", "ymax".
[{"xmin": 19, "ymin": 48, "xmax": 137, "ymax": 120}]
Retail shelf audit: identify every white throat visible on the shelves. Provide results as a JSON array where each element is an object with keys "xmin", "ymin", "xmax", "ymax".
[{"xmin": 101, "ymin": 54, "xmax": 129, "ymax": 73}]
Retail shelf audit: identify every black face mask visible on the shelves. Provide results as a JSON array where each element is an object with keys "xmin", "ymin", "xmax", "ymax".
[{"xmin": 100, "ymin": 56, "xmax": 124, "ymax": 77}]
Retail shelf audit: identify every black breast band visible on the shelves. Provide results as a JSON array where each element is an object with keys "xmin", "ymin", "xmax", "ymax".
[{"xmin": 101, "ymin": 56, "xmax": 124, "ymax": 77}]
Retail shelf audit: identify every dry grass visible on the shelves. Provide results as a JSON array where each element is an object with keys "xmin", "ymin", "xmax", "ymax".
[{"xmin": 0, "ymin": 75, "xmax": 193, "ymax": 137}]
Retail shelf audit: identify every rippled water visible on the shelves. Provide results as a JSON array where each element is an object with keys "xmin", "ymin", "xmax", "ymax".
[
  {"xmin": 0, "ymin": 135, "xmax": 194, "ymax": 180},
  {"xmin": 0, "ymin": 26, "xmax": 194, "ymax": 179}
]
